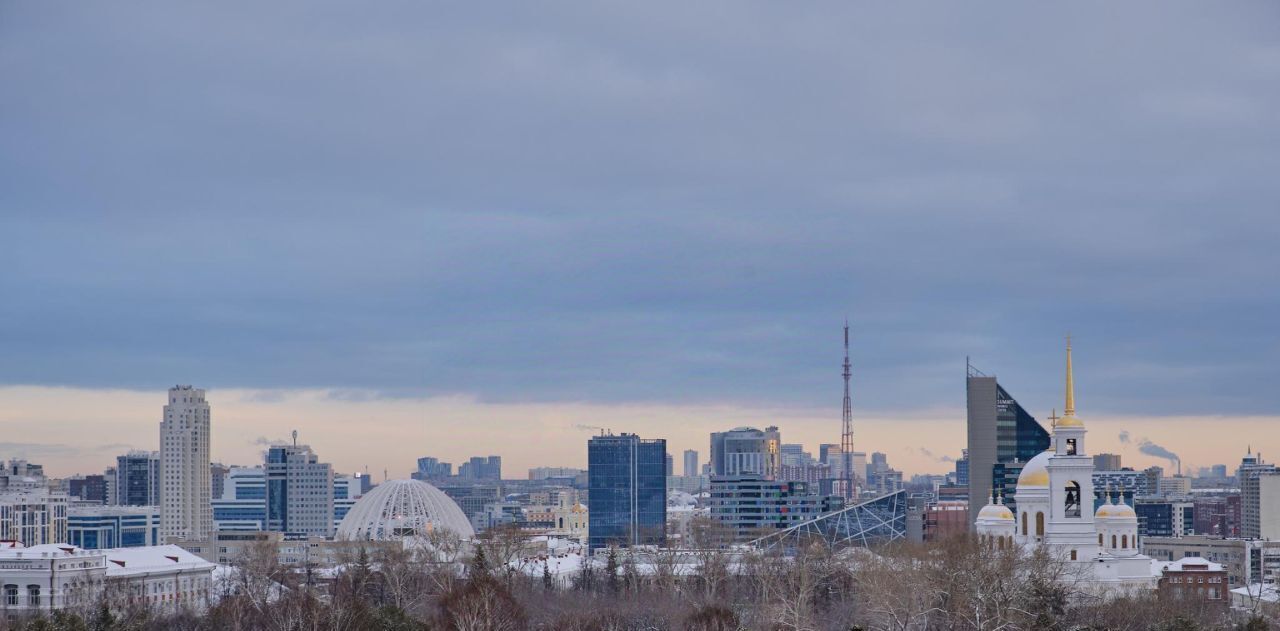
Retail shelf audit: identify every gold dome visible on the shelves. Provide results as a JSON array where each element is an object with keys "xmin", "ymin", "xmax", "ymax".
[
  {"xmin": 1095, "ymin": 504, "xmax": 1116, "ymax": 518},
  {"xmin": 1110, "ymin": 503, "xmax": 1136, "ymax": 519},
  {"xmin": 978, "ymin": 504, "xmax": 1015, "ymax": 521},
  {"xmin": 1016, "ymin": 450, "xmax": 1052, "ymax": 488},
  {"xmin": 1056, "ymin": 413, "xmax": 1084, "ymax": 429}
]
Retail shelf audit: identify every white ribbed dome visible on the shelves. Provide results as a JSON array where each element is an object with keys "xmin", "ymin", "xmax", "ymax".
[{"xmin": 336, "ymin": 479, "xmax": 474, "ymax": 540}]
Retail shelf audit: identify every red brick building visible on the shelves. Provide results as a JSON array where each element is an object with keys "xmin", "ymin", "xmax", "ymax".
[
  {"xmin": 922, "ymin": 500, "xmax": 969, "ymax": 542},
  {"xmin": 1155, "ymin": 557, "xmax": 1228, "ymax": 607}
]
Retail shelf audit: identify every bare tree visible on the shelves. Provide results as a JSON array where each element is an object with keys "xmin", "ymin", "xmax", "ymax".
[
  {"xmin": 687, "ymin": 515, "xmax": 734, "ymax": 602},
  {"xmin": 438, "ymin": 574, "xmax": 526, "ymax": 631}
]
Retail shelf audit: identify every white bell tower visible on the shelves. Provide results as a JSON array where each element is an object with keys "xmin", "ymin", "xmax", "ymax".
[{"xmin": 1043, "ymin": 337, "xmax": 1100, "ymax": 560}]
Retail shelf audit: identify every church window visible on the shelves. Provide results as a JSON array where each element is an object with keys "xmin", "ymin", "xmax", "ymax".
[
  {"xmin": 1035, "ymin": 512, "xmax": 1044, "ymax": 536},
  {"xmin": 1070, "ymin": 550, "xmax": 1077, "ymax": 560},
  {"xmin": 1112, "ymin": 535, "xmax": 1117, "ymax": 548},
  {"xmin": 1066, "ymin": 438, "xmax": 1077, "ymax": 455},
  {"xmin": 1021, "ymin": 512, "xmax": 1028, "ymax": 535},
  {"xmin": 1122, "ymin": 534, "xmax": 1128, "ymax": 548},
  {"xmin": 1098, "ymin": 533, "xmax": 1103, "ymax": 545},
  {"xmin": 1064, "ymin": 482, "xmax": 1081, "ymax": 517}
]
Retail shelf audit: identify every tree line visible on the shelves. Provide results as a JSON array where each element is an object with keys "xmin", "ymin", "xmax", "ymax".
[{"xmin": 0, "ymin": 522, "xmax": 1273, "ymax": 631}]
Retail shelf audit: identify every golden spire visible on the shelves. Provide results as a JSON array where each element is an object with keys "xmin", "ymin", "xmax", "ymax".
[
  {"xmin": 1055, "ymin": 335, "xmax": 1085, "ymax": 429},
  {"xmin": 1064, "ymin": 334, "xmax": 1075, "ymax": 418}
]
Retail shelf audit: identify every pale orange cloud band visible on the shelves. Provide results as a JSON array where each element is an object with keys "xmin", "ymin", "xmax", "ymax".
[{"xmin": 0, "ymin": 386, "xmax": 1269, "ymax": 480}]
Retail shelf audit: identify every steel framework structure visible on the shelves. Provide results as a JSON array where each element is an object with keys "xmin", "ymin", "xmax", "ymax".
[{"xmin": 749, "ymin": 490, "xmax": 908, "ymax": 552}]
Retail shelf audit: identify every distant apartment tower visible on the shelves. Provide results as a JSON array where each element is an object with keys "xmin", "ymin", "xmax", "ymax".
[
  {"xmin": 159, "ymin": 385, "xmax": 213, "ymax": 541},
  {"xmin": 1094, "ymin": 453, "xmax": 1122, "ymax": 471},
  {"xmin": 67, "ymin": 475, "xmax": 107, "ymax": 503},
  {"xmin": 966, "ymin": 363, "xmax": 1050, "ymax": 525},
  {"xmin": 413, "ymin": 457, "xmax": 452, "ymax": 480},
  {"xmin": 116, "ymin": 451, "xmax": 160, "ymax": 506},
  {"xmin": 587, "ymin": 433, "xmax": 666, "ymax": 550},
  {"xmin": 210, "ymin": 463, "xmax": 230, "ymax": 500},
  {"xmin": 1239, "ymin": 450, "xmax": 1278, "ymax": 539},
  {"xmin": 818, "ymin": 444, "xmax": 839, "ymax": 466},
  {"xmin": 265, "ymin": 440, "xmax": 335, "ymax": 537},
  {"xmin": 665, "ymin": 453, "xmax": 674, "ymax": 476},
  {"xmin": 0, "ymin": 492, "xmax": 68, "ymax": 546},
  {"xmin": 710, "ymin": 426, "xmax": 782, "ymax": 479},
  {"xmin": 459, "ymin": 456, "xmax": 502, "ymax": 480},
  {"xmin": 683, "ymin": 450, "xmax": 699, "ymax": 478},
  {"xmin": 955, "ymin": 450, "xmax": 969, "ymax": 487},
  {"xmin": 780, "ymin": 444, "xmax": 808, "ymax": 467},
  {"xmin": 1253, "ymin": 474, "xmax": 1280, "ymax": 540}
]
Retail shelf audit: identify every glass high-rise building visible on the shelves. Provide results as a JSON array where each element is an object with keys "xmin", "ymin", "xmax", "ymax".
[
  {"xmin": 966, "ymin": 363, "xmax": 1050, "ymax": 526},
  {"xmin": 115, "ymin": 451, "xmax": 161, "ymax": 506},
  {"xmin": 588, "ymin": 433, "xmax": 666, "ymax": 550},
  {"xmin": 213, "ymin": 467, "xmax": 267, "ymax": 531},
  {"xmin": 709, "ymin": 426, "xmax": 782, "ymax": 478},
  {"xmin": 265, "ymin": 442, "xmax": 334, "ymax": 537}
]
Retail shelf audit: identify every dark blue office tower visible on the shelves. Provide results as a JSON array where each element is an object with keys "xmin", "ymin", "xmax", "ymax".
[{"xmin": 588, "ymin": 433, "xmax": 667, "ymax": 550}]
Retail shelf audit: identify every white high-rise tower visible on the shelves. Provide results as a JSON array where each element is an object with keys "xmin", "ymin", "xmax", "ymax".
[{"xmin": 160, "ymin": 385, "xmax": 213, "ymax": 541}]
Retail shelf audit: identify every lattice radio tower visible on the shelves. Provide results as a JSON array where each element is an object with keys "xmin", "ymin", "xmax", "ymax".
[{"xmin": 840, "ymin": 321, "xmax": 856, "ymax": 499}]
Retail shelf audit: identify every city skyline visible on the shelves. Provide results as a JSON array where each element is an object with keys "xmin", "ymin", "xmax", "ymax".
[
  {"xmin": 0, "ymin": 3, "xmax": 1276, "ymax": 627},
  {"xmin": 0, "ymin": 376, "xmax": 1267, "ymax": 481}
]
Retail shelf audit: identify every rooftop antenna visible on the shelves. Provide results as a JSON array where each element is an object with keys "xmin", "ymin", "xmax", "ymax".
[
  {"xmin": 840, "ymin": 320, "xmax": 855, "ymax": 500},
  {"xmin": 291, "ymin": 429, "xmax": 298, "ymax": 447}
]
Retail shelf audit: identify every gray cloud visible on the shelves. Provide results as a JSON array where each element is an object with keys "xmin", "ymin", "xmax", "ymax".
[
  {"xmin": 0, "ymin": 443, "xmax": 81, "ymax": 459},
  {"xmin": 1118, "ymin": 431, "xmax": 1131, "ymax": 445},
  {"xmin": 1, "ymin": 2, "xmax": 1278, "ymax": 417}
]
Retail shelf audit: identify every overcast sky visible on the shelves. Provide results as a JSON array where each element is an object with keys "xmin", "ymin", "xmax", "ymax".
[{"xmin": 2, "ymin": 3, "xmax": 1278, "ymax": 476}]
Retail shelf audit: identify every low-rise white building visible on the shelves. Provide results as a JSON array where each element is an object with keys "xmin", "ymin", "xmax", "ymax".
[
  {"xmin": 102, "ymin": 544, "xmax": 217, "ymax": 613},
  {"xmin": 0, "ymin": 542, "xmax": 106, "ymax": 611},
  {"xmin": 0, "ymin": 542, "xmax": 215, "ymax": 614}
]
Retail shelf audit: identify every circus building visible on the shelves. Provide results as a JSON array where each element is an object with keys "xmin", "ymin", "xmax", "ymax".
[
  {"xmin": 335, "ymin": 479, "xmax": 474, "ymax": 541},
  {"xmin": 975, "ymin": 341, "xmax": 1157, "ymax": 596}
]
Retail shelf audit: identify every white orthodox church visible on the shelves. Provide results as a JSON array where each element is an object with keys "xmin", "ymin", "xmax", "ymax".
[{"xmin": 975, "ymin": 342, "xmax": 1157, "ymax": 595}]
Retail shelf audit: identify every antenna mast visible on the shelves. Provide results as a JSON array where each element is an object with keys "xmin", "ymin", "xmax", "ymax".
[{"xmin": 841, "ymin": 321, "xmax": 856, "ymax": 500}]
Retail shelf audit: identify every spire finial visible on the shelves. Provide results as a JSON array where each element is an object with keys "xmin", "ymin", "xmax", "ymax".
[{"xmin": 1064, "ymin": 334, "xmax": 1075, "ymax": 418}]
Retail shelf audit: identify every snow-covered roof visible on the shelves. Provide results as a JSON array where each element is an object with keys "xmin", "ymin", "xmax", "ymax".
[
  {"xmin": 1151, "ymin": 556, "xmax": 1223, "ymax": 576},
  {"xmin": 0, "ymin": 543, "xmax": 93, "ymax": 559},
  {"xmin": 102, "ymin": 544, "xmax": 215, "ymax": 577},
  {"xmin": 1231, "ymin": 584, "xmax": 1280, "ymax": 603}
]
